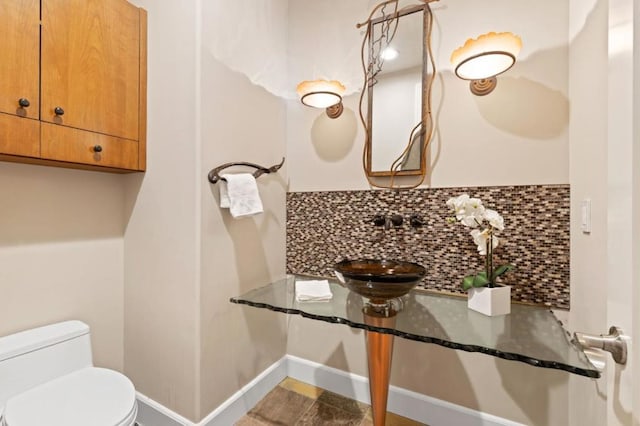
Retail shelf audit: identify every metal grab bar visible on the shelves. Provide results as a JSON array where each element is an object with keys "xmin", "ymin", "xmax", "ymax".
[
  {"xmin": 207, "ymin": 157, "xmax": 285, "ymax": 184},
  {"xmin": 574, "ymin": 326, "xmax": 628, "ymax": 365}
]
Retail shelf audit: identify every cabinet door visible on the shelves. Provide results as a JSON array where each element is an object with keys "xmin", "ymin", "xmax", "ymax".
[
  {"xmin": 0, "ymin": 114, "xmax": 40, "ymax": 158},
  {"xmin": 41, "ymin": 123, "xmax": 138, "ymax": 170},
  {"xmin": 0, "ymin": 0, "xmax": 40, "ymax": 120},
  {"xmin": 41, "ymin": 0, "xmax": 140, "ymax": 141}
]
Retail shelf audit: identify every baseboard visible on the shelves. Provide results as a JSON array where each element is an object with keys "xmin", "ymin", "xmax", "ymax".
[
  {"xmin": 285, "ymin": 354, "xmax": 372, "ymax": 406},
  {"xmin": 136, "ymin": 354, "xmax": 525, "ymax": 426},
  {"xmin": 135, "ymin": 357, "xmax": 288, "ymax": 426},
  {"xmin": 198, "ymin": 357, "xmax": 288, "ymax": 425},
  {"xmin": 286, "ymin": 355, "xmax": 525, "ymax": 426},
  {"xmin": 136, "ymin": 392, "xmax": 192, "ymax": 426}
]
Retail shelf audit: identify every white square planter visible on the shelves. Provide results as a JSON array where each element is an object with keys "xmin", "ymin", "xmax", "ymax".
[{"xmin": 467, "ymin": 285, "xmax": 511, "ymax": 316}]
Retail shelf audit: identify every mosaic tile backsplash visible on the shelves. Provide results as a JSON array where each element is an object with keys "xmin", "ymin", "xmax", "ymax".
[{"xmin": 286, "ymin": 185, "xmax": 570, "ymax": 309}]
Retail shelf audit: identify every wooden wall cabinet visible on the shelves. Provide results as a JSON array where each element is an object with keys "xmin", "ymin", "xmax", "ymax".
[{"xmin": 0, "ymin": 0, "xmax": 147, "ymax": 173}]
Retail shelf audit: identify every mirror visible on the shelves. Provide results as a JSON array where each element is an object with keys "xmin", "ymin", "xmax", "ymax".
[{"xmin": 360, "ymin": 2, "xmax": 434, "ymax": 184}]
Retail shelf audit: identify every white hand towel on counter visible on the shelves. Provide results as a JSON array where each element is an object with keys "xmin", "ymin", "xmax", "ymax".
[
  {"xmin": 220, "ymin": 173, "xmax": 264, "ymax": 218},
  {"xmin": 295, "ymin": 280, "xmax": 333, "ymax": 302}
]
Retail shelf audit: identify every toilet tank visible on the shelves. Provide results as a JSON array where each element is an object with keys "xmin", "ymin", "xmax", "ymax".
[{"xmin": 0, "ymin": 321, "xmax": 93, "ymax": 416}]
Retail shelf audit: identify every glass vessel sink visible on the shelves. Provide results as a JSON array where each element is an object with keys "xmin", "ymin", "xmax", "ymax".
[{"xmin": 334, "ymin": 259, "xmax": 427, "ymax": 304}]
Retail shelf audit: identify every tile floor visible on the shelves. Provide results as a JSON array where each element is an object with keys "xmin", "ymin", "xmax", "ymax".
[{"xmin": 235, "ymin": 377, "xmax": 426, "ymax": 425}]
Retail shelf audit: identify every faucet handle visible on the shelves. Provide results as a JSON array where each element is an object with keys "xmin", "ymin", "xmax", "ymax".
[
  {"xmin": 409, "ymin": 214, "xmax": 424, "ymax": 228},
  {"xmin": 372, "ymin": 215, "xmax": 386, "ymax": 227}
]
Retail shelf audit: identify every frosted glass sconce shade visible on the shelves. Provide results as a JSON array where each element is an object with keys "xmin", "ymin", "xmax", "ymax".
[
  {"xmin": 296, "ymin": 79, "xmax": 346, "ymax": 118},
  {"xmin": 450, "ymin": 32, "xmax": 522, "ymax": 95}
]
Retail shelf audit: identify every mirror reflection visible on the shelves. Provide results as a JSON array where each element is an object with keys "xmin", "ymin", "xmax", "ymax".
[{"xmin": 359, "ymin": 2, "xmax": 435, "ymax": 187}]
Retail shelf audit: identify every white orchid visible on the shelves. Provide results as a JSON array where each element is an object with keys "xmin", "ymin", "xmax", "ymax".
[
  {"xmin": 446, "ymin": 194, "xmax": 485, "ymax": 228},
  {"xmin": 461, "ymin": 198, "xmax": 485, "ymax": 227},
  {"xmin": 447, "ymin": 194, "xmax": 513, "ymax": 290},
  {"xmin": 470, "ymin": 229, "xmax": 499, "ymax": 255},
  {"xmin": 483, "ymin": 209, "xmax": 505, "ymax": 231},
  {"xmin": 446, "ymin": 194, "xmax": 469, "ymax": 219}
]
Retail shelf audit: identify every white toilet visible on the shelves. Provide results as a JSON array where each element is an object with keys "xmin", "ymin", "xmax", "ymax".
[{"xmin": 0, "ymin": 321, "xmax": 137, "ymax": 426}]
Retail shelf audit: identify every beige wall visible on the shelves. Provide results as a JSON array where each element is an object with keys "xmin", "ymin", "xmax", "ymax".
[
  {"xmin": 0, "ymin": 163, "xmax": 125, "ymax": 372},
  {"xmin": 634, "ymin": 2, "xmax": 640, "ymax": 420},
  {"xmin": 198, "ymin": 12, "xmax": 288, "ymax": 417},
  {"xmin": 287, "ymin": 317, "xmax": 569, "ymax": 425},
  {"xmin": 288, "ymin": 0, "xmax": 570, "ymax": 192},
  {"xmin": 1, "ymin": 0, "xmax": 617, "ymax": 424},
  {"xmin": 286, "ymin": 0, "xmax": 572, "ymax": 424},
  {"xmin": 123, "ymin": 0, "xmax": 288, "ymax": 422},
  {"xmin": 123, "ymin": 0, "xmax": 200, "ymax": 419},
  {"xmin": 0, "ymin": 0, "xmax": 287, "ymax": 422},
  {"xmin": 0, "ymin": 0, "xmax": 288, "ymax": 421},
  {"xmin": 288, "ymin": 318, "xmax": 568, "ymax": 425},
  {"xmin": 633, "ymin": 2, "xmax": 640, "ymax": 420},
  {"xmin": 567, "ymin": 0, "xmax": 608, "ymax": 424}
]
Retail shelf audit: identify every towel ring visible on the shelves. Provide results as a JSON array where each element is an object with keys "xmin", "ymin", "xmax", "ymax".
[{"xmin": 207, "ymin": 157, "xmax": 285, "ymax": 184}]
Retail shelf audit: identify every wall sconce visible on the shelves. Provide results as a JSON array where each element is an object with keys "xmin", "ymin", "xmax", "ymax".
[
  {"xmin": 296, "ymin": 79, "xmax": 346, "ymax": 119},
  {"xmin": 450, "ymin": 32, "xmax": 522, "ymax": 96}
]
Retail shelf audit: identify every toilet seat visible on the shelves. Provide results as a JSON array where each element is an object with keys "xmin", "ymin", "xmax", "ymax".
[{"xmin": 2, "ymin": 367, "xmax": 137, "ymax": 426}]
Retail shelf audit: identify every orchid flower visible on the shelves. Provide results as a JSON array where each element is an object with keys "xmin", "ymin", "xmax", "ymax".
[
  {"xmin": 470, "ymin": 229, "xmax": 499, "ymax": 255},
  {"xmin": 447, "ymin": 194, "xmax": 513, "ymax": 290}
]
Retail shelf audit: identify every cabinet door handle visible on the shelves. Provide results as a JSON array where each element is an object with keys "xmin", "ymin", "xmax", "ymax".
[
  {"xmin": 18, "ymin": 98, "xmax": 30, "ymax": 108},
  {"xmin": 54, "ymin": 107, "xmax": 65, "ymax": 116},
  {"xmin": 93, "ymin": 145, "xmax": 103, "ymax": 153}
]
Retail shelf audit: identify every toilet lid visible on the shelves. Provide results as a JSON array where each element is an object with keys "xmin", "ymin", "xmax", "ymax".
[{"xmin": 3, "ymin": 367, "xmax": 137, "ymax": 426}]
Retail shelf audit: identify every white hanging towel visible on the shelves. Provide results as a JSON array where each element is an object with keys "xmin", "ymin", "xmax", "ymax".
[
  {"xmin": 220, "ymin": 173, "xmax": 264, "ymax": 218},
  {"xmin": 295, "ymin": 280, "xmax": 333, "ymax": 302},
  {"xmin": 219, "ymin": 181, "xmax": 231, "ymax": 208}
]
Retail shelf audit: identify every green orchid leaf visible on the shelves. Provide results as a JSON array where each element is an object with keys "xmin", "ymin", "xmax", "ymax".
[
  {"xmin": 492, "ymin": 264, "xmax": 514, "ymax": 279},
  {"xmin": 462, "ymin": 275, "xmax": 475, "ymax": 291},
  {"xmin": 472, "ymin": 273, "xmax": 490, "ymax": 287}
]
